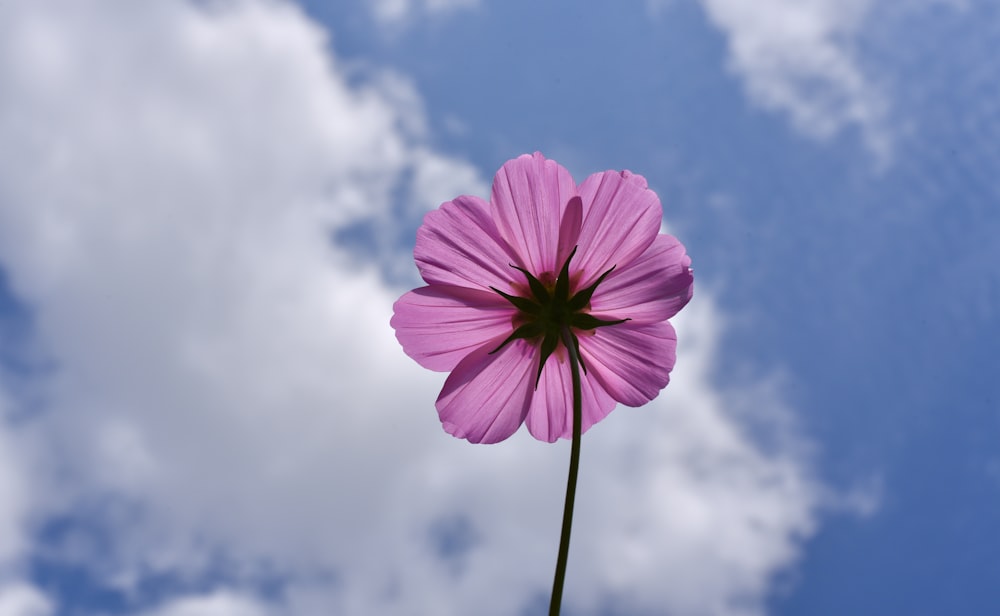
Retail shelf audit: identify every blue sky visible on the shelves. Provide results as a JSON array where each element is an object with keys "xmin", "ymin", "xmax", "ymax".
[{"xmin": 0, "ymin": 0, "xmax": 997, "ymax": 615}]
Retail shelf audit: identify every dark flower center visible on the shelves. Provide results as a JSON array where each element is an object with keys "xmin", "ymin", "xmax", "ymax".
[{"xmin": 490, "ymin": 246, "xmax": 627, "ymax": 387}]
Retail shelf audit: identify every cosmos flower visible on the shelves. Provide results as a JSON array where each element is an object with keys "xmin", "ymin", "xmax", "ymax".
[{"xmin": 391, "ymin": 152, "xmax": 693, "ymax": 443}]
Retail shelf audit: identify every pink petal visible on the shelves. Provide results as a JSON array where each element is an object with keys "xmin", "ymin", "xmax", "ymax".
[
  {"xmin": 525, "ymin": 355, "xmax": 572, "ymax": 442},
  {"xmin": 491, "ymin": 153, "xmax": 578, "ymax": 277},
  {"xmin": 588, "ymin": 233, "xmax": 694, "ymax": 324},
  {"xmin": 391, "ymin": 285, "xmax": 516, "ymax": 372},
  {"xmin": 577, "ymin": 321, "xmax": 677, "ymax": 407},
  {"xmin": 579, "ymin": 371, "xmax": 620, "ymax": 433},
  {"xmin": 557, "ymin": 195, "xmax": 583, "ymax": 270},
  {"xmin": 574, "ymin": 170, "xmax": 663, "ymax": 288},
  {"xmin": 437, "ymin": 338, "xmax": 536, "ymax": 444},
  {"xmin": 526, "ymin": 354, "xmax": 618, "ymax": 442},
  {"xmin": 415, "ymin": 194, "xmax": 520, "ymax": 294}
]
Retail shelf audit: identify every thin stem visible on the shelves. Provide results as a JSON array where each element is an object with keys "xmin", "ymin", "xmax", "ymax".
[{"xmin": 549, "ymin": 328, "xmax": 583, "ymax": 616}]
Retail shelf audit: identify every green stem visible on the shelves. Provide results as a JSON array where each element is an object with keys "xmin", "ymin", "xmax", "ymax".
[{"xmin": 549, "ymin": 328, "xmax": 583, "ymax": 616}]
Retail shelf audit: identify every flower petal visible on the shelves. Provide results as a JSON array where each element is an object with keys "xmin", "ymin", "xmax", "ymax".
[
  {"xmin": 437, "ymin": 338, "xmax": 536, "ymax": 444},
  {"xmin": 574, "ymin": 170, "xmax": 663, "ymax": 288},
  {"xmin": 557, "ymin": 195, "xmax": 583, "ymax": 270},
  {"xmin": 588, "ymin": 233, "xmax": 694, "ymax": 323},
  {"xmin": 491, "ymin": 152, "xmax": 578, "ymax": 277},
  {"xmin": 391, "ymin": 285, "xmax": 516, "ymax": 372},
  {"xmin": 526, "ymin": 353, "xmax": 617, "ymax": 442},
  {"xmin": 525, "ymin": 354, "xmax": 571, "ymax": 442},
  {"xmin": 577, "ymin": 321, "xmax": 677, "ymax": 407},
  {"xmin": 579, "ymin": 370, "xmax": 620, "ymax": 433},
  {"xmin": 415, "ymin": 194, "xmax": 520, "ymax": 294}
]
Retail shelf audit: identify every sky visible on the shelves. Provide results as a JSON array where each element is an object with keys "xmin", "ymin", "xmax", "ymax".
[{"xmin": 0, "ymin": 0, "xmax": 997, "ymax": 615}]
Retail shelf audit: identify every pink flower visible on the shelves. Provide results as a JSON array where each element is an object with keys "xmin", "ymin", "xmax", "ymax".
[{"xmin": 391, "ymin": 153, "xmax": 693, "ymax": 444}]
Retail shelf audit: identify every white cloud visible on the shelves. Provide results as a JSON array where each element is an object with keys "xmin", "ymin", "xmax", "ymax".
[
  {"xmin": 136, "ymin": 591, "xmax": 269, "ymax": 616},
  {"xmin": 572, "ymin": 296, "xmax": 817, "ymax": 616},
  {"xmin": 370, "ymin": 0, "xmax": 479, "ymax": 29},
  {"xmin": 0, "ymin": 583, "xmax": 52, "ymax": 616},
  {"xmin": 0, "ymin": 1, "xmax": 821, "ymax": 614},
  {"xmin": 660, "ymin": 0, "xmax": 891, "ymax": 160},
  {"xmin": 0, "ymin": 396, "xmax": 48, "ymax": 616},
  {"xmin": 0, "ymin": 400, "xmax": 29, "ymax": 568}
]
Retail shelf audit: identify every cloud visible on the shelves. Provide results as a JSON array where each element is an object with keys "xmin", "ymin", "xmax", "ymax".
[
  {"xmin": 369, "ymin": 0, "xmax": 479, "ymax": 29},
  {"xmin": 0, "ymin": 583, "xmax": 52, "ymax": 616},
  {"xmin": 0, "ymin": 1, "xmax": 821, "ymax": 614},
  {"xmin": 0, "ymin": 395, "xmax": 48, "ymax": 616},
  {"xmin": 136, "ymin": 591, "xmax": 269, "ymax": 616},
  {"xmin": 657, "ymin": 0, "xmax": 890, "ymax": 160},
  {"xmin": 0, "ymin": 398, "xmax": 30, "ymax": 568}
]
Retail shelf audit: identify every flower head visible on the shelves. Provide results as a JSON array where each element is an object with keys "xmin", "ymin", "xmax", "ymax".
[{"xmin": 391, "ymin": 153, "xmax": 693, "ymax": 443}]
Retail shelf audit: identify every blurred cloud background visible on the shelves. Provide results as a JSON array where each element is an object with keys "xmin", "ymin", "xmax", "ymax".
[{"xmin": 0, "ymin": 0, "xmax": 996, "ymax": 614}]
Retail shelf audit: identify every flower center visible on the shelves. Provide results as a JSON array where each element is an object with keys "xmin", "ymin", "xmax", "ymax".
[{"xmin": 490, "ymin": 246, "xmax": 628, "ymax": 387}]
